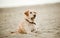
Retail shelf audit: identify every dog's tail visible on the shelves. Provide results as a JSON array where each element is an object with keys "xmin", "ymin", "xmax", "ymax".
[{"xmin": 10, "ymin": 32, "xmax": 15, "ymax": 34}]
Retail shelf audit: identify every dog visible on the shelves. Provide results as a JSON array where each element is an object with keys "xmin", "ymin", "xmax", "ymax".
[
  {"xmin": 11, "ymin": 10, "xmax": 37, "ymax": 34},
  {"xmin": 17, "ymin": 10, "xmax": 37, "ymax": 34}
]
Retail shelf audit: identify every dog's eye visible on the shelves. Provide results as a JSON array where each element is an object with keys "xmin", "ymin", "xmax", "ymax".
[{"xmin": 30, "ymin": 12, "xmax": 32, "ymax": 14}]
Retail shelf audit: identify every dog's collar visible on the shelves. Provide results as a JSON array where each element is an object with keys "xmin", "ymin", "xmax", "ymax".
[{"xmin": 25, "ymin": 19, "xmax": 36, "ymax": 25}]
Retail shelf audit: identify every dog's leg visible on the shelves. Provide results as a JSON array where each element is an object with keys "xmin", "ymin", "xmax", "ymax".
[
  {"xmin": 17, "ymin": 27, "xmax": 27, "ymax": 34},
  {"xmin": 17, "ymin": 24, "xmax": 27, "ymax": 34},
  {"xmin": 31, "ymin": 25, "xmax": 38, "ymax": 33}
]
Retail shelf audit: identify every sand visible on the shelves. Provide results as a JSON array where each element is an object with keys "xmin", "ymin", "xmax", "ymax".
[{"xmin": 0, "ymin": 3, "xmax": 60, "ymax": 38}]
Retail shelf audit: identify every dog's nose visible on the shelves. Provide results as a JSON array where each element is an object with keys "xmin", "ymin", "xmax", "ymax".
[{"xmin": 34, "ymin": 15, "xmax": 36, "ymax": 17}]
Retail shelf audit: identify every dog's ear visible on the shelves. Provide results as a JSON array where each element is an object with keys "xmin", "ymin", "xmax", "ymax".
[{"xmin": 24, "ymin": 10, "xmax": 29, "ymax": 16}]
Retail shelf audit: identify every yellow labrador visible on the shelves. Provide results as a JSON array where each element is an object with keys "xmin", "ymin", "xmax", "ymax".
[{"xmin": 11, "ymin": 10, "xmax": 37, "ymax": 34}]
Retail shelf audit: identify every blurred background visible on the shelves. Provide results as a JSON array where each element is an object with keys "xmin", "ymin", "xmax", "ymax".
[
  {"xmin": 0, "ymin": 0, "xmax": 60, "ymax": 8},
  {"xmin": 0, "ymin": 0, "xmax": 60, "ymax": 38}
]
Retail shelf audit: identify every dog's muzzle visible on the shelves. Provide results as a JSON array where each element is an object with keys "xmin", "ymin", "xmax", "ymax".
[{"xmin": 31, "ymin": 15, "xmax": 36, "ymax": 20}]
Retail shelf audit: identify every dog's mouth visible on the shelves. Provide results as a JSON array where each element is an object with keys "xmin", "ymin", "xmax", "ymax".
[
  {"xmin": 31, "ymin": 17, "xmax": 35, "ymax": 20},
  {"xmin": 31, "ymin": 15, "xmax": 36, "ymax": 20}
]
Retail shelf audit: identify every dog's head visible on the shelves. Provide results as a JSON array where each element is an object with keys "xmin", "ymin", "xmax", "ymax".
[{"xmin": 24, "ymin": 10, "xmax": 36, "ymax": 20}]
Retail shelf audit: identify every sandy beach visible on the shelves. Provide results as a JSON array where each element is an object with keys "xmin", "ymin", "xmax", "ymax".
[{"xmin": 0, "ymin": 3, "xmax": 60, "ymax": 38}]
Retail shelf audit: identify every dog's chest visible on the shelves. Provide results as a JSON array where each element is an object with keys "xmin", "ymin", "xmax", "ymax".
[{"xmin": 23, "ymin": 21, "xmax": 35, "ymax": 31}]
